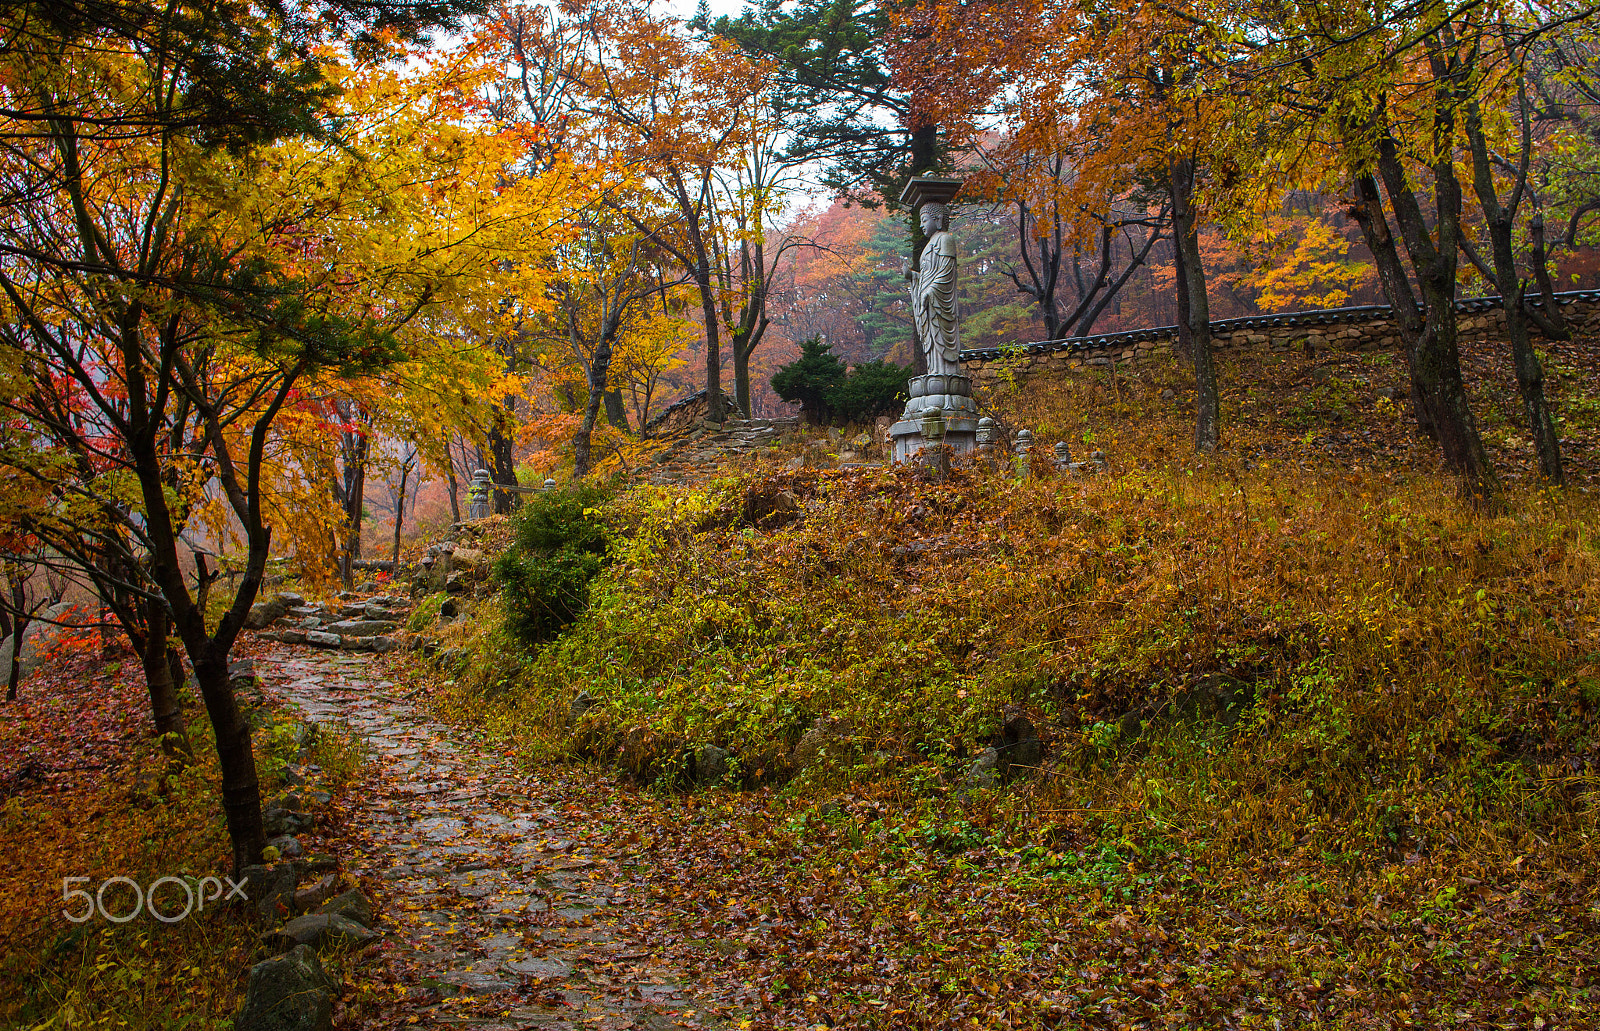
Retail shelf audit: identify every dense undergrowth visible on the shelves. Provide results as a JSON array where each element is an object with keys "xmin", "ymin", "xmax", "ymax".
[
  {"xmin": 429, "ymin": 345, "xmax": 1600, "ymax": 1027},
  {"xmin": 0, "ymin": 644, "xmax": 363, "ymax": 1029}
]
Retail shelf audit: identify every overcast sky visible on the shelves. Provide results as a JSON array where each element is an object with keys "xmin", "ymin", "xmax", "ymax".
[{"xmin": 656, "ymin": 0, "xmax": 752, "ymax": 21}]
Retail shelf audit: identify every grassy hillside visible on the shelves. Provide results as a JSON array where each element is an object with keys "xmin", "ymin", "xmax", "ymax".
[{"xmin": 431, "ymin": 343, "xmax": 1600, "ymax": 1028}]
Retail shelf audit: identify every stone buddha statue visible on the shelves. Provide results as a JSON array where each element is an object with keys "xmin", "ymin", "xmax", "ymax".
[{"xmin": 904, "ymin": 201, "xmax": 961, "ymax": 376}]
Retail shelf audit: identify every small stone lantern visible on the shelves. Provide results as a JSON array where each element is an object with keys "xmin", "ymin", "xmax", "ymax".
[
  {"xmin": 467, "ymin": 469, "xmax": 491, "ymax": 519},
  {"xmin": 1013, "ymin": 429, "xmax": 1034, "ymax": 478}
]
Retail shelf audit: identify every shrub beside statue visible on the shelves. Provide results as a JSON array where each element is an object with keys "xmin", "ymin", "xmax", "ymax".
[{"xmin": 771, "ymin": 336, "xmax": 911, "ymax": 426}]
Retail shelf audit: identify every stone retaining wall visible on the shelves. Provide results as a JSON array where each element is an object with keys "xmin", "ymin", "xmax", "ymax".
[{"xmin": 960, "ymin": 290, "xmax": 1600, "ymax": 388}]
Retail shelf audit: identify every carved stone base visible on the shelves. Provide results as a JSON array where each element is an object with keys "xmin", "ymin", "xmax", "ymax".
[{"xmin": 890, "ymin": 374, "xmax": 981, "ymax": 464}]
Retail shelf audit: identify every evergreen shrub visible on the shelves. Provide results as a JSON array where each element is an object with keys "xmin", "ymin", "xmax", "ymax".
[{"xmin": 493, "ymin": 484, "xmax": 613, "ymax": 648}]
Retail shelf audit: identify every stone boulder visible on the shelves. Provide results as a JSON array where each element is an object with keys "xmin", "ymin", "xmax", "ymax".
[
  {"xmin": 263, "ymin": 805, "xmax": 313, "ymax": 837},
  {"xmin": 234, "ymin": 944, "xmax": 337, "ymax": 1031},
  {"xmin": 267, "ymin": 835, "xmax": 303, "ymax": 858},
  {"xmin": 245, "ymin": 594, "xmax": 292, "ymax": 630},
  {"xmin": 292, "ymin": 874, "xmax": 339, "ymax": 914},
  {"xmin": 996, "ymin": 711, "xmax": 1044, "ymax": 780},
  {"xmin": 264, "ymin": 913, "xmax": 377, "ymax": 954},
  {"xmin": 963, "ymin": 747, "xmax": 999, "ymax": 789},
  {"xmin": 449, "ymin": 547, "xmax": 487, "ymax": 576},
  {"xmin": 568, "ymin": 690, "xmax": 598, "ymax": 726},
  {"xmin": 692, "ymin": 744, "xmax": 730, "ymax": 786},
  {"xmin": 241, "ymin": 862, "xmax": 302, "ymax": 923},
  {"xmin": 317, "ymin": 889, "xmax": 375, "ymax": 928}
]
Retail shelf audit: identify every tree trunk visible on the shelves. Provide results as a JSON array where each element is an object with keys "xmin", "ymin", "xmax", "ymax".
[
  {"xmin": 734, "ymin": 346, "xmax": 752, "ymax": 419},
  {"xmin": 1345, "ymin": 172, "xmax": 1435, "ymax": 438},
  {"xmin": 1173, "ymin": 229, "xmax": 1193, "ymax": 362},
  {"xmin": 4, "ymin": 609, "xmax": 23, "ymax": 703},
  {"xmin": 1372, "ymin": 125, "xmax": 1498, "ymax": 503},
  {"xmin": 696, "ymin": 263, "xmax": 726, "ymax": 423},
  {"xmin": 445, "ymin": 437, "xmax": 461, "ymax": 523},
  {"xmin": 191, "ymin": 651, "xmax": 264, "ymax": 872},
  {"xmin": 486, "ymin": 413, "xmax": 519, "ymax": 514},
  {"xmin": 1170, "ymin": 158, "xmax": 1218, "ymax": 453},
  {"xmin": 132, "ymin": 437, "xmax": 267, "ymax": 875},
  {"xmin": 573, "ymin": 343, "xmax": 613, "ymax": 478},
  {"xmin": 575, "ymin": 310, "xmax": 624, "ymax": 479},
  {"xmin": 193, "ymin": 552, "xmax": 218, "ymax": 624},
  {"xmin": 1528, "ymin": 213, "xmax": 1571, "ymax": 341},
  {"xmin": 391, "ymin": 457, "xmax": 411, "ymax": 566},
  {"xmin": 338, "ymin": 435, "xmax": 368, "ymax": 590},
  {"xmin": 603, "ymin": 389, "xmax": 630, "ymax": 431},
  {"xmin": 140, "ymin": 597, "xmax": 192, "ymax": 763},
  {"xmin": 1465, "ymin": 101, "xmax": 1564, "ymax": 485},
  {"xmin": 1501, "ymin": 277, "xmax": 1564, "ymax": 484}
]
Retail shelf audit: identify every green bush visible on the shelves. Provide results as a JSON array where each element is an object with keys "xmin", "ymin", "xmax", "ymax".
[
  {"xmin": 772, "ymin": 337, "xmax": 910, "ymax": 426},
  {"xmin": 771, "ymin": 336, "xmax": 846, "ymax": 423},
  {"xmin": 826, "ymin": 358, "xmax": 910, "ymax": 422},
  {"xmin": 493, "ymin": 484, "xmax": 613, "ymax": 648}
]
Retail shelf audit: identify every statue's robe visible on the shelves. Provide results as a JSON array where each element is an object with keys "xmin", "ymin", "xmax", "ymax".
[{"xmin": 912, "ymin": 230, "xmax": 960, "ymax": 375}]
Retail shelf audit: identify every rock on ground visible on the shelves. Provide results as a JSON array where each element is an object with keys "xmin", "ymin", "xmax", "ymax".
[{"xmin": 234, "ymin": 944, "xmax": 337, "ymax": 1031}]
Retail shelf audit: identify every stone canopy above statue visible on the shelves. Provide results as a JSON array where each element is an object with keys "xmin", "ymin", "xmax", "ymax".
[{"xmin": 899, "ymin": 177, "xmax": 963, "ymax": 210}]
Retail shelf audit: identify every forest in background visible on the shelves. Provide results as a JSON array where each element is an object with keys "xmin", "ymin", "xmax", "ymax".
[{"xmin": 5, "ymin": 0, "xmax": 1600, "ymax": 877}]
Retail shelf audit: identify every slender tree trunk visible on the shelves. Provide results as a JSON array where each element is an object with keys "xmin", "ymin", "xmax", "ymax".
[
  {"xmin": 191, "ymin": 650, "xmax": 264, "ymax": 870},
  {"xmin": 140, "ymin": 597, "xmax": 192, "ymax": 763},
  {"xmin": 5, "ymin": 627, "xmax": 22, "ymax": 702},
  {"xmin": 575, "ymin": 310, "xmax": 624, "ymax": 478},
  {"xmin": 391, "ymin": 457, "xmax": 412, "ymax": 566},
  {"xmin": 1170, "ymin": 158, "xmax": 1218, "ymax": 453},
  {"xmin": 1173, "ymin": 229, "xmax": 1193, "ymax": 362},
  {"xmin": 338, "ymin": 435, "xmax": 368, "ymax": 590},
  {"xmin": 573, "ymin": 342, "xmax": 613, "ymax": 478},
  {"xmin": 445, "ymin": 436, "xmax": 461, "ymax": 523},
  {"xmin": 1346, "ymin": 172, "xmax": 1434, "ymax": 438},
  {"xmin": 132, "ymin": 436, "xmax": 266, "ymax": 875},
  {"xmin": 1500, "ymin": 277, "xmax": 1564, "ymax": 484},
  {"xmin": 733, "ymin": 339, "xmax": 752, "ymax": 420},
  {"xmin": 696, "ymin": 265, "xmax": 726, "ymax": 423},
  {"xmin": 1465, "ymin": 96, "xmax": 1564, "ymax": 484},
  {"xmin": 1528, "ymin": 213, "xmax": 1571, "ymax": 340},
  {"xmin": 488, "ymin": 337, "xmax": 522, "ymax": 513},
  {"xmin": 3, "ymin": 590, "xmax": 23, "ymax": 703},
  {"xmin": 733, "ymin": 330, "xmax": 764, "ymax": 419},
  {"xmin": 193, "ymin": 552, "xmax": 217, "ymax": 624}
]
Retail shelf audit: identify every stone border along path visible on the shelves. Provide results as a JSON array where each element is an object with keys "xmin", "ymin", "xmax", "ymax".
[{"xmin": 258, "ymin": 644, "xmax": 723, "ymax": 1031}]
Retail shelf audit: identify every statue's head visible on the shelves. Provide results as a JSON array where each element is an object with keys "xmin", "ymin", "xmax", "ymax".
[{"xmin": 919, "ymin": 202, "xmax": 947, "ymax": 236}]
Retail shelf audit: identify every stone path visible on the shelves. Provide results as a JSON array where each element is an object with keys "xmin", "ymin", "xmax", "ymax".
[{"xmin": 257, "ymin": 645, "xmax": 721, "ymax": 1030}]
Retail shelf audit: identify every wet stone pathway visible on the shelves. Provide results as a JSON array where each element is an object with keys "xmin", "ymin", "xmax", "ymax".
[{"xmin": 258, "ymin": 645, "xmax": 719, "ymax": 1030}]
